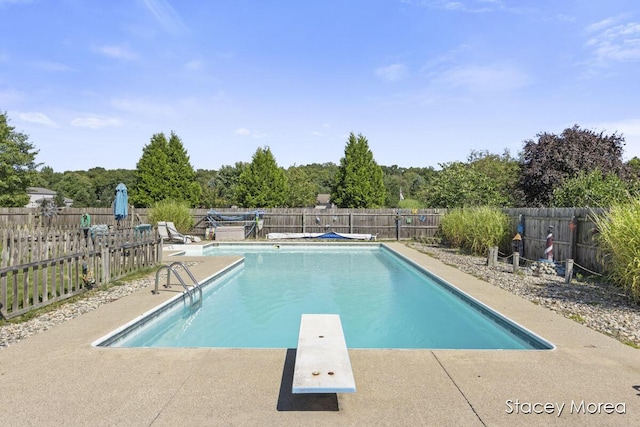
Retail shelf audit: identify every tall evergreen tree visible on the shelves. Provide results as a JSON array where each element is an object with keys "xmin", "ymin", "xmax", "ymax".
[
  {"xmin": 132, "ymin": 132, "xmax": 200, "ymax": 207},
  {"xmin": 0, "ymin": 112, "xmax": 40, "ymax": 207},
  {"xmin": 167, "ymin": 132, "xmax": 201, "ymax": 206},
  {"xmin": 331, "ymin": 132, "xmax": 385, "ymax": 208},
  {"xmin": 236, "ymin": 146, "xmax": 288, "ymax": 207}
]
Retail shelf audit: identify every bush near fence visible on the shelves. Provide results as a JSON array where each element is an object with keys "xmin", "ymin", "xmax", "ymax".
[{"xmin": 1, "ymin": 225, "xmax": 161, "ymax": 319}]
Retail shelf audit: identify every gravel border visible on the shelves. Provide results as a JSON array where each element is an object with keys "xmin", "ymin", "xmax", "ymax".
[
  {"xmin": 0, "ymin": 275, "xmax": 158, "ymax": 349},
  {"xmin": 2, "ymin": 246, "xmax": 639, "ymax": 350}
]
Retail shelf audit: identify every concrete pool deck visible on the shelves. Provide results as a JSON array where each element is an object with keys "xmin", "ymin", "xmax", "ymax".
[{"xmin": 0, "ymin": 242, "xmax": 638, "ymax": 426}]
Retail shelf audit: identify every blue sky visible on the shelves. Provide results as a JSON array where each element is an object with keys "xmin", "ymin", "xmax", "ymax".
[{"xmin": 1, "ymin": 0, "xmax": 639, "ymax": 172}]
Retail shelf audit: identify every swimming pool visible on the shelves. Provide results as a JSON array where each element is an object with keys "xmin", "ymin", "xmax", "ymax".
[{"xmin": 96, "ymin": 243, "xmax": 553, "ymax": 350}]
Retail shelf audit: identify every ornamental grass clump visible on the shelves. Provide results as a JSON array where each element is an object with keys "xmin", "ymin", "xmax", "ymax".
[
  {"xmin": 440, "ymin": 206, "xmax": 509, "ymax": 256},
  {"xmin": 148, "ymin": 199, "xmax": 194, "ymax": 233},
  {"xmin": 591, "ymin": 198, "xmax": 640, "ymax": 303}
]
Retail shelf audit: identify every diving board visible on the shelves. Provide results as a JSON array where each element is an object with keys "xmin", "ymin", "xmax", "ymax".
[{"xmin": 292, "ymin": 314, "xmax": 356, "ymax": 394}]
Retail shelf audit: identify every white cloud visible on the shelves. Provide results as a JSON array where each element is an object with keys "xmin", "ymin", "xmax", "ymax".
[
  {"xmin": 140, "ymin": 0, "xmax": 187, "ymax": 34},
  {"xmin": 584, "ymin": 19, "xmax": 640, "ymax": 64},
  {"xmin": 18, "ymin": 112, "xmax": 56, "ymax": 126},
  {"xmin": 184, "ymin": 59, "xmax": 203, "ymax": 71},
  {"xmin": 375, "ymin": 63, "xmax": 408, "ymax": 82},
  {"xmin": 585, "ymin": 17, "xmax": 618, "ymax": 33},
  {"xmin": 71, "ymin": 117, "xmax": 122, "ymax": 129},
  {"xmin": 234, "ymin": 128, "xmax": 266, "ymax": 138},
  {"xmin": 111, "ymin": 97, "xmax": 174, "ymax": 117},
  {"xmin": 434, "ymin": 63, "xmax": 530, "ymax": 94},
  {"xmin": 94, "ymin": 45, "xmax": 138, "ymax": 60}
]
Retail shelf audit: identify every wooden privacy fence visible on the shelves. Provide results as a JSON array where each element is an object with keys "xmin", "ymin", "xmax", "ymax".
[
  {"xmin": 0, "ymin": 207, "xmax": 149, "ymax": 228},
  {"xmin": 503, "ymin": 208, "xmax": 604, "ymax": 275},
  {"xmin": 0, "ymin": 225, "xmax": 162, "ymax": 319},
  {"xmin": 190, "ymin": 208, "xmax": 447, "ymax": 240}
]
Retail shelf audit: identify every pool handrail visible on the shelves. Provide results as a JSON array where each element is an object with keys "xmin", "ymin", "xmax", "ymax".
[{"xmin": 153, "ymin": 262, "xmax": 203, "ymax": 309}]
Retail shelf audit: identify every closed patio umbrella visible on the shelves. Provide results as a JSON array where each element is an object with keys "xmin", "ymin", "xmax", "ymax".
[{"xmin": 114, "ymin": 183, "xmax": 128, "ymax": 226}]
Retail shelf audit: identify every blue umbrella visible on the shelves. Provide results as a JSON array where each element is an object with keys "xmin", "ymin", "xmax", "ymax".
[{"xmin": 114, "ymin": 183, "xmax": 128, "ymax": 225}]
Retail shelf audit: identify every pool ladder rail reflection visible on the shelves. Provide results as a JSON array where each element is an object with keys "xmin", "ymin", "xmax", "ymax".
[{"xmin": 153, "ymin": 262, "xmax": 203, "ymax": 310}]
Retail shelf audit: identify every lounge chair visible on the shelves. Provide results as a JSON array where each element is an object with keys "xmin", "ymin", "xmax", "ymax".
[
  {"xmin": 166, "ymin": 221, "xmax": 201, "ymax": 243},
  {"xmin": 157, "ymin": 221, "xmax": 191, "ymax": 244}
]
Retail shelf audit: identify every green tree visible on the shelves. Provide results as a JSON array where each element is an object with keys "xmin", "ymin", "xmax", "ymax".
[
  {"xmin": 422, "ymin": 162, "xmax": 489, "ymax": 208},
  {"xmin": 298, "ymin": 162, "xmax": 338, "ymax": 194},
  {"xmin": 53, "ymin": 192, "xmax": 66, "ymax": 208},
  {"xmin": 0, "ymin": 112, "xmax": 40, "ymax": 207},
  {"xmin": 626, "ymin": 157, "xmax": 640, "ymax": 181},
  {"xmin": 86, "ymin": 167, "xmax": 137, "ymax": 208},
  {"xmin": 212, "ymin": 162, "xmax": 247, "ymax": 207},
  {"xmin": 421, "ymin": 150, "xmax": 520, "ymax": 209},
  {"xmin": 236, "ymin": 147, "xmax": 288, "ymax": 207},
  {"xmin": 286, "ymin": 166, "xmax": 317, "ymax": 207},
  {"xmin": 55, "ymin": 172, "xmax": 97, "ymax": 207},
  {"xmin": 132, "ymin": 132, "xmax": 200, "ymax": 207},
  {"xmin": 195, "ymin": 169, "xmax": 218, "ymax": 208},
  {"xmin": 331, "ymin": 132, "xmax": 386, "ymax": 208},
  {"xmin": 551, "ymin": 169, "xmax": 633, "ymax": 207},
  {"xmin": 33, "ymin": 165, "xmax": 62, "ymax": 189},
  {"xmin": 166, "ymin": 132, "xmax": 202, "ymax": 206},
  {"xmin": 519, "ymin": 125, "xmax": 626, "ymax": 206},
  {"xmin": 466, "ymin": 149, "xmax": 523, "ymax": 206}
]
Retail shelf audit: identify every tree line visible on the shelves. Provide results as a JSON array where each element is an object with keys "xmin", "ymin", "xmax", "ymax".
[{"xmin": 2, "ymin": 111, "xmax": 639, "ymax": 210}]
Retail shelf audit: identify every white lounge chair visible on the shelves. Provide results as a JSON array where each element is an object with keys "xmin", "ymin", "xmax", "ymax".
[
  {"xmin": 157, "ymin": 221, "xmax": 191, "ymax": 244},
  {"xmin": 166, "ymin": 221, "xmax": 201, "ymax": 243}
]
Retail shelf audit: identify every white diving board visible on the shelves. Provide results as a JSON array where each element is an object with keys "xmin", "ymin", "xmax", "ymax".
[{"xmin": 292, "ymin": 314, "xmax": 356, "ymax": 394}]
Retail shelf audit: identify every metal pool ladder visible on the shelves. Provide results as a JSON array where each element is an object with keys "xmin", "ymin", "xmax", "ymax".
[{"xmin": 153, "ymin": 261, "xmax": 203, "ymax": 309}]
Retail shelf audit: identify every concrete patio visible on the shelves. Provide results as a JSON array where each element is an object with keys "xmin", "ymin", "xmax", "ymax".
[{"xmin": 0, "ymin": 243, "xmax": 638, "ymax": 426}]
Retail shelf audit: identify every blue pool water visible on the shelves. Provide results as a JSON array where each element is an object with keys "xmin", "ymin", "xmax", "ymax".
[{"xmin": 99, "ymin": 244, "xmax": 553, "ymax": 350}]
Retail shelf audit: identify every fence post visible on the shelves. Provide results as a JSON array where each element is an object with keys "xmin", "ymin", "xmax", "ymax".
[
  {"xmin": 569, "ymin": 214, "xmax": 578, "ymax": 261},
  {"xmin": 513, "ymin": 252, "xmax": 519, "ymax": 273},
  {"xmin": 565, "ymin": 259, "xmax": 574, "ymax": 283},
  {"xmin": 487, "ymin": 247, "xmax": 494, "ymax": 267},
  {"xmin": 101, "ymin": 247, "xmax": 110, "ymax": 284}
]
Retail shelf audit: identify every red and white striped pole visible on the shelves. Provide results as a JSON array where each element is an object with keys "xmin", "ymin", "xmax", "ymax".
[{"xmin": 544, "ymin": 226, "xmax": 554, "ymax": 261}]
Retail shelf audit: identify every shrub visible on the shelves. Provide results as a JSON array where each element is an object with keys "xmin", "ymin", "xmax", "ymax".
[
  {"xmin": 148, "ymin": 199, "xmax": 194, "ymax": 233},
  {"xmin": 551, "ymin": 169, "xmax": 632, "ymax": 207},
  {"xmin": 440, "ymin": 207, "xmax": 509, "ymax": 256},
  {"xmin": 398, "ymin": 198, "xmax": 424, "ymax": 209},
  {"xmin": 591, "ymin": 199, "xmax": 640, "ymax": 303}
]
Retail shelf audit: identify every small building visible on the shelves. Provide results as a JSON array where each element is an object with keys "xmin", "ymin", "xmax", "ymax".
[
  {"xmin": 25, "ymin": 187, "xmax": 73, "ymax": 208},
  {"xmin": 315, "ymin": 194, "xmax": 334, "ymax": 209}
]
